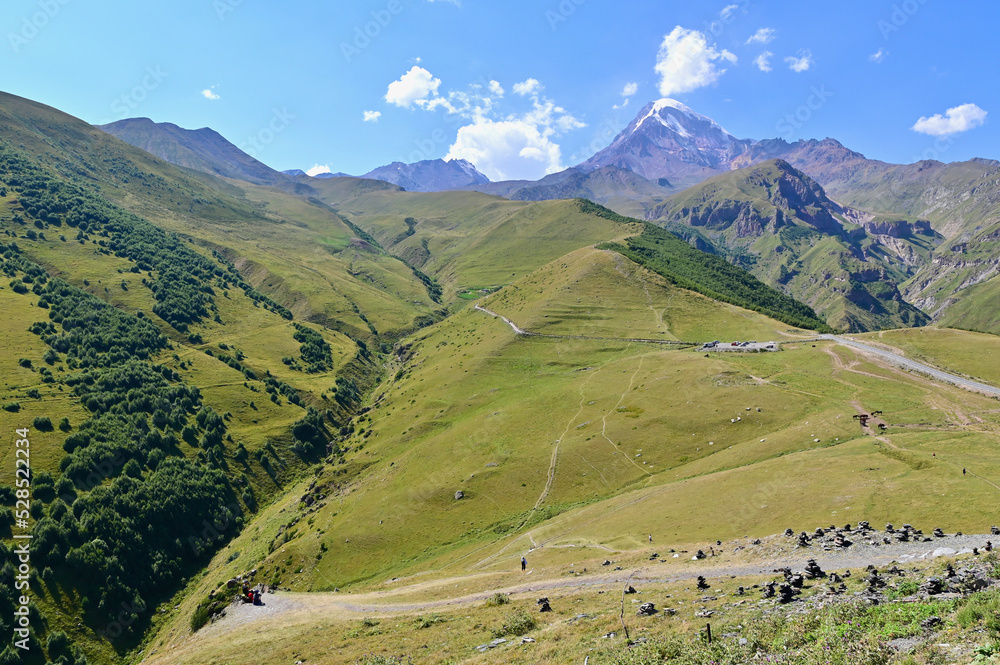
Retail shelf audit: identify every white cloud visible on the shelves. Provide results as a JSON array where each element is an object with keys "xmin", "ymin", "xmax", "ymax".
[
  {"xmin": 363, "ymin": 110, "xmax": 382, "ymax": 122},
  {"xmin": 869, "ymin": 48, "xmax": 886, "ymax": 63},
  {"xmin": 746, "ymin": 27, "xmax": 775, "ymax": 45},
  {"xmin": 385, "ymin": 66, "xmax": 442, "ymax": 108},
  {"xmin": 306, "ymin": 164, "xmax": 332, "ymax": 177},
  {"xmin": 655, "ymin": 26, "xmax": 737, "ymax": 97},
  {"xmin": 621, "ymin": 82, "xmax": 638, "ymax": 97},
  {"xmin": 912, "ymin": 103, "xmax": 988, "ymax": 136},
  {"xmin": 785, "ymin": 50, "xmax": 813, "ymax": 72},
  {"xmin": 446, "ymin": 119, "xmax": 563, "ymax": 181},
  {"xmin": 720, "ymin": 4, "xmax": 739, "ymax": 20},
  {"xmin": 754, "ymin": 51, "xmax": 773, "ymax": 72},
  {"xmin": 201, "ymin": 87, "xmax": 220, "ymax": 100},
  {"xmin": 444, "ymin": 79, "xmax": 584, "ymax": 181},
  {"xmin": 513, "ymin": 78, "xmax": 541, "ymax": 96},
  {"xmin": 378, "ymin": 69, "xmax": 583, "ymax": 181}
]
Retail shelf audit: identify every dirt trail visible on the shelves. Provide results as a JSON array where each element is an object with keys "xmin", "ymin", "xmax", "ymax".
[
  {"xmin": 531, "ymin": 345, "xmax": 634, "ymax": 512},
  {"xmin": 600, "ymin": 356, "xmax": 653, "ymax": 479},
  {"xmin": 203, "ymin": 532, "xmax": 998, "ymax": 633},
  {"xmin": 475, "ymin": 304, "xmax": 691, "ymax": 346}
]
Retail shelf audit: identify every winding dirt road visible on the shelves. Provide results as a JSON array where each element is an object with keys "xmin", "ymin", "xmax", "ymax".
[{"xmin": 820, "ymin": 334, "xmax": 1000, "ymax": 398}]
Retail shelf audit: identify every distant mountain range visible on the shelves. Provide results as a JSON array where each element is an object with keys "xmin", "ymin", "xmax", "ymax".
[
  {"xmin": 358, "ymin": 159, "xmax": 489, "ymax": 192},
  {"xmin": 99, "ymin": 117, "xmax": 288, "ymax": 186},
  {"xmin": 94, "ymin": 99, "xmax": 1000, "ymax": 332}
]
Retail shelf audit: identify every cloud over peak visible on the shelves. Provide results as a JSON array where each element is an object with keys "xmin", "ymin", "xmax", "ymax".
[{"xmin": 655, "ymin": 26, "xmax": 736, "ymax": 97}]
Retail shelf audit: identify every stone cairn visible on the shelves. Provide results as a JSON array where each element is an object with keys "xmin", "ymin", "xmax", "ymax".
[
  {"xmin": 696, "ymin": 576, "xmax": 710, "ymax": 591},
  {"xmin": 637, "ymin": 602, "xmax": 657, "ymax": 616},
  {"xmin": 866, "ymin": 569, "xmax": 887, "ymax": 592},
  {"xmin": 778, "ymin": 583, "xmax": 798, "ymax": 604},
  {"xmin": 804, "ymin": 559, "xmax": 826, "ymax": 580}
]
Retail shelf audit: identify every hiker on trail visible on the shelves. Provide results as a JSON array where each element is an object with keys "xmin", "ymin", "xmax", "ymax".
[
  {"xmin": 964, "ymin": 468, "xmax": 967, "ymax": 476},
  {"xmin": 521, "ymin": 556, "xmax": 527, "ymax": 571},
  {"xmin": 648, "ymin": 534, "xmax": 653, "ymax": 543}
]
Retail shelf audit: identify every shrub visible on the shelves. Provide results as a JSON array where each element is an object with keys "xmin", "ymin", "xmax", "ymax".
[
  {"xmin": 491, "ymin": 608, "xmax": 536, "ymax": 638},
  {"xmin": 32, "ymin": 416, "xmax": 53, "ymax": 432},
  {"xmin": 1, "ymin": 403, "xmax": 20, "ymax": 413},
  {"xmin": 485, "ymin": 592, "xmax": 510, "ymax": 606},
  {"xmin": 190, "ymin": 605, "xmax": 210, "ymax": 633}
]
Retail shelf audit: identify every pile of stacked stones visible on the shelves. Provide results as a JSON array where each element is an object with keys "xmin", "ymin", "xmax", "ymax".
[
  {"xmin": 826, "ymin": 571, "xmax": 847, "ymax": 595},
  {"xmin": 882, "ymin": 523, "xmax": 931, "ymax": 544},
  {"xmin": 778, "ymin": 582, "xmax": 799, "ymax": 604},
  {"xmin": 866, "ymin": 567, "xmax": 887, "ymax": 592},
  {"xmin": 786, "ymin": 522, "xmax": 878, "ymax": 549},
  {"xmin": 803, "ymin": 559, "xmax": 826, "ymax": 580}
]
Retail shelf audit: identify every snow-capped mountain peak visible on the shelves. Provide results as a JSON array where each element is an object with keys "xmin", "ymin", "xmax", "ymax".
[
  {"xmin": 631, "ymin": 98, "xmax": 737, "ymax": 142},
  {"xmin": 578, "ymin": 99, "xmax": 751, "ymax": 188}
]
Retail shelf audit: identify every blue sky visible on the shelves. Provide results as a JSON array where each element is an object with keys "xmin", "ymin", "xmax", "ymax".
[{"xmin": 2, "ymin": 0, "xmax": 997, "ymax": 181}]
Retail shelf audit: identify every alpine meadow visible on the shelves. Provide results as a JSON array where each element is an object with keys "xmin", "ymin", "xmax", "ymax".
[{"xmin": 3, "ymin": 3, "xmax": 1000, "ymax": 664}]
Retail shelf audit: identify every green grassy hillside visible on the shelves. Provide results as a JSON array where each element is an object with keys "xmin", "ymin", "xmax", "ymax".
[
  {"xmin": 0, "ymin": 92, "xmax": 439, "ymax": 342},
  {"xmin": 4, "ymin": 89, "xmax": 1000, "ymax": 665},
  {"xmin": 149, "ymin": 245, "xmax": 1000, "ymax": 627},
  {"xmin": 649, "ymin": 159, "xmax": 934, "ymax": 331},
  {"xmin": 0, "ymin": 120, "xmax": 385, "ymax": 662},
  {"xmin": 484, "ymin": 246, "xmax": 801, "ymax": 342},
  {"xmin": 305, "ymin": 179, "xmax": 638, "ymax": 301},
  {"xmin": 596, "ymin": 219, "xmax": 829, "ymax": 331}
]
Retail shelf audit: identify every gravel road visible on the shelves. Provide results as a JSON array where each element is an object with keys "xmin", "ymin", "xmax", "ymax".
[{"xmin": 819, "ymin": 334, "xmax": 1000, "ymax": 397}]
